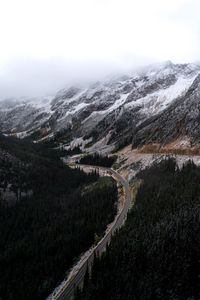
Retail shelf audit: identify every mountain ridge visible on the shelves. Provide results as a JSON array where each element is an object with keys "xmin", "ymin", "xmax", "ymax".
[{"xmin": 0, "ymin": 61, "xmax": 200, "ymax": 153}]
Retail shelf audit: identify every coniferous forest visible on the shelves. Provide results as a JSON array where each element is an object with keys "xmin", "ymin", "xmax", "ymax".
[
  {"xmin": 78, "ymin": 158, "xmax": 200, "ymax": 300},
  {"xmin": 0, "ymin": 135, "xmax": 117, "ymax": 300},
  {"xmin": 78, "ymin": 153, "xmax": 117, "ymax": 168}
]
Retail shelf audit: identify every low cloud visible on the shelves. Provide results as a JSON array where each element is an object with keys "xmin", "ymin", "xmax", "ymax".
[
  {"xmin": 0, "ymin": 0, "xmax": 200, "ymax": 98},
  {"xmin": 0, "ymin": 56, "xmax": 154, "ymax": 99}
]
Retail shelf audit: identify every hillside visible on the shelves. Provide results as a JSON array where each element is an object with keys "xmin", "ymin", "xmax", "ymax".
[
  {"xmin": 77, "ymin": 159, "xmax": 200, "ymax": 300},
  {"xmin": 1, "ymin": 62, "xmax": 200, "ymax": 154},
  {"xmin": 0, "ymin": 135, "xmax": 118, "ymax": 300}
]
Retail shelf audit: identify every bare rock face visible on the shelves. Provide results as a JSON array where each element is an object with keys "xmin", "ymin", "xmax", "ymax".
[
  {"xmin": 1, "ymin": 61, "xmax": 200, "ymax": 152},
  {"xmin": 132, "ymin": 74, "xmax": 200, "ymax": 148},
  {"xmin": 126, "ymin": 73, "xmax": 177, "ymax": 103}
]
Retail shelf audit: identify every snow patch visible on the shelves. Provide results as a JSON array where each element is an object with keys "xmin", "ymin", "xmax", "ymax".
[
  {"xmin": 125, "ymin": 74, "xmax": 198, "ymax": 117},
  {"xmin": 82, "ymin": 93, "xmax": 130, "ymax": 125}
]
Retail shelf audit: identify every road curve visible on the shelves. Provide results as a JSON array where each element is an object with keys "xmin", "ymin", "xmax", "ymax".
[{"xmin": 51, "ymin": 165, "xmax": 131, "ymax": 300}]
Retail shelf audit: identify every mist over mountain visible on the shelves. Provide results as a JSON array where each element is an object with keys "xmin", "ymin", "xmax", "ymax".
[
  {"xmin": 0, "ymin": 57, "xmax": 159, "ymax": 99},
  {"xmin": 1, "ymin": 61, "xmax": 200, "ymax": 155},
  {"xmin": 2, "ymin": 1, "xmax": 200, "ymax": 300},
  {"xmin": 1, "ymin": 0, "xmax": 200, "ymax": 99}
]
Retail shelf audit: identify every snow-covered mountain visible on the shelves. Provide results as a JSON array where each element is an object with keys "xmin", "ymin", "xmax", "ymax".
[{"xmin": 1, "ymin": 61, "xmax": 200, "ymax": 153}]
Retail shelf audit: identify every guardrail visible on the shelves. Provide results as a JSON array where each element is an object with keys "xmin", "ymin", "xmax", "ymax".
[{"xmin": 50, "ymin": 165, "xmax": 131, "ymax": 300}]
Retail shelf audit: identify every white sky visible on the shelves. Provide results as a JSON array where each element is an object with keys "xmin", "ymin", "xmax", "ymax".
[{"xmin": 0, "ymin": 0, "xmax": 200, "ymax": 98}]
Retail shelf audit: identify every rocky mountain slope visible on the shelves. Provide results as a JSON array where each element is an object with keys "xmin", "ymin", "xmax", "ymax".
[{"xmin": 1, "ymin": 61, "xmax": 200, "ymax": 153}]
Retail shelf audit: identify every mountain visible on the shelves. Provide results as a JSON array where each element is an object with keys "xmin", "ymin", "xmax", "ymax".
[{"xmin": 1, "ymin": 61, "xmax": 200, "ymax": 153}]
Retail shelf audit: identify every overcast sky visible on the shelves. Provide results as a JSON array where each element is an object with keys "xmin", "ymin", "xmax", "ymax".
[{"xmin": 0, "ymin": 0, "xmax": 200, "ymax": 99}]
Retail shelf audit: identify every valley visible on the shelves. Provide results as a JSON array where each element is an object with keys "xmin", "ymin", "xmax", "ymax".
[
  {"xmin": 1, "ymin": 0, "xmax": 200, "ymax": 297},
  {"xmin": 1, "ymin": 61, "xmax": 200, "ymax": 300},
  {"xmin": 48, "ymin": 164, "xmax": 133, "ymax": 300}
]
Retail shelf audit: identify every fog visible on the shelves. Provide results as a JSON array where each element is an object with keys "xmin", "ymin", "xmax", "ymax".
[
  {"xmin": 0, "ymin": 57, "xmax": 155, "ymax": 99},
  {"xmin": 0, "ymin": 0, "xmax": 200, "ymax": 99}
]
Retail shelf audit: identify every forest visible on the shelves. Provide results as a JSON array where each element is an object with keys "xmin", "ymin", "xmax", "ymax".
[
  {"xmin": 78, "ymin": 153, "xmax": 117, "ymax": 167},
  {"xmin": 78, "ymin": 158, "xmax": 200, "ymax": 300},
  {"xmin": 0, "ymin": 134, "xmax": 118, "ymax": 300}
]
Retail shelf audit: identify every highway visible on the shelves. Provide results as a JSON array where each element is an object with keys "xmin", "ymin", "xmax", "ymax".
[{"xmin": 51, "ymin": 164, "xmax": 131, "ymax": 300}]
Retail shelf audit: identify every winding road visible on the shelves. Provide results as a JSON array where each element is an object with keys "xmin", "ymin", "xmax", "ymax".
[{"xmin": 50, "ymin": 165, "xmax": 131, "ymax": 300}]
